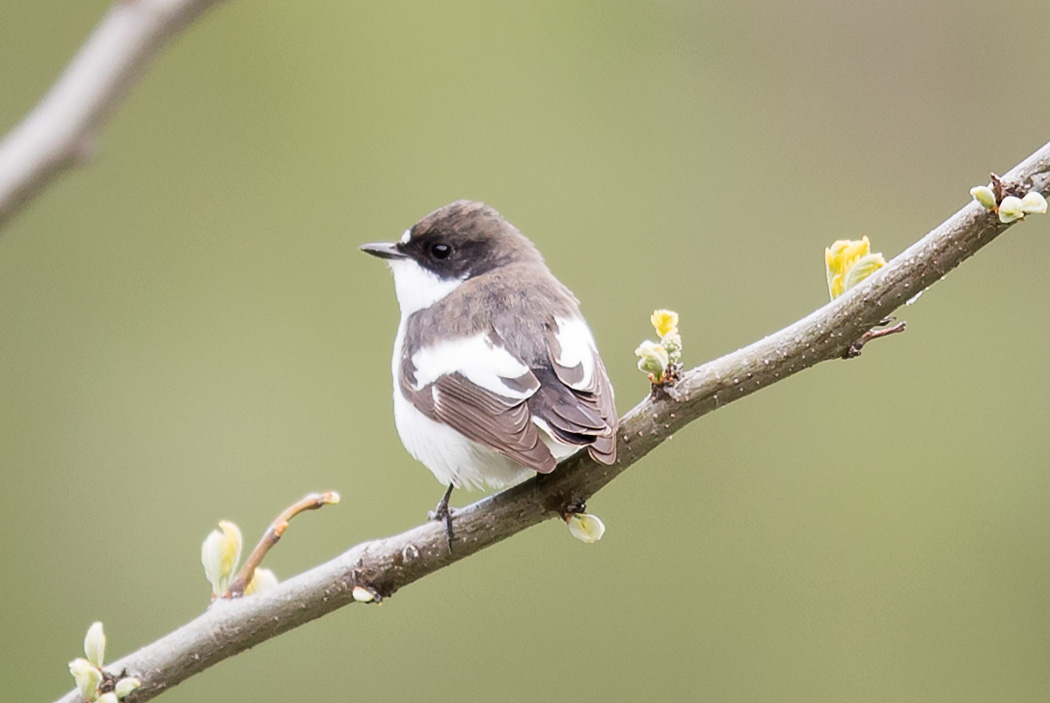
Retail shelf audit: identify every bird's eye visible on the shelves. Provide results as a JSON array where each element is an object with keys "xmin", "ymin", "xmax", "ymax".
[{"xmin": 430, "ymin": 242, "xmax": 452, "ymax": 260}]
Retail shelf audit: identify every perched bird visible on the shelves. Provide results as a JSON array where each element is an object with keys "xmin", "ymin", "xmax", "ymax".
[{"xmin": 360, "ymin": 201, "xmax": 617, "ymax": 542}]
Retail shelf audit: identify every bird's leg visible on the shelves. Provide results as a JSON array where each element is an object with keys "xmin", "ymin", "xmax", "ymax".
[{"xmin": 427, "ymin": 483, "xmax": 455, "ymax": 552}]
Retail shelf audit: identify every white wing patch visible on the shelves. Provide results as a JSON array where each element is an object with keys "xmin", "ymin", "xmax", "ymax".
[
  {"xmin": 553, "ymin": 316, "xmax": 597, "ymax": 390},
  {"xmin": 411, "ymin": 333, "xmax": 532, "ymax": 399},
  {"xmin": 531, "ymin": 417, "xmax": 584, "ymax": 461},
  {"xmin": 388, "ymin": 258, "xmax": 463, "ymax": 316}
]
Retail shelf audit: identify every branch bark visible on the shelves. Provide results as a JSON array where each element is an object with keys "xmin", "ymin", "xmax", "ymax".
[
  {"xmin": 0, "ymin": 0, "xmax": 226, "ymax": 229},
  {"xmin": 49, "ymin": 140, "xmax": 1050, "ymax": 703}
]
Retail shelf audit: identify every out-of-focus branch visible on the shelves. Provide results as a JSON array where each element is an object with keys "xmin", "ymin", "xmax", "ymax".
[
  {"xmin": 51, "ymin": 140, "xmax": 1050, "ymax": 703},
  {"xmin": 0, "ymin": 0, "xmax": 226, "ymax": 229}
]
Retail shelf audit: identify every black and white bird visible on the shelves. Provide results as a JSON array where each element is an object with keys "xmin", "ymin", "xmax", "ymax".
[{"xmin": 360, "ymin": 201, "xmax": 617, "ymax": 538}]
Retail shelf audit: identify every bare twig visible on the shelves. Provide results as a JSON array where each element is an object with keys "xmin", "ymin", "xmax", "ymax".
[
  {"xmin": 225, "ymin": 492, "xmax": 341, "ymax": 598},
  {"xmin": 49, "ymin": 139, "xmax": 1050, "ymax": 703},
  {"xmin": 843, "ymin": 317, "xmax": 908, "ymax": 358},
  {"xmin": 0, "ymin": 0, "xmax": 227, "ymax": 229}
]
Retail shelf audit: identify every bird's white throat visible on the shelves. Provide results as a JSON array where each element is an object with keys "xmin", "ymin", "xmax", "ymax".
[{"xmin": 388, "ymin": 258, "xmax": 463, "ymax": 316}]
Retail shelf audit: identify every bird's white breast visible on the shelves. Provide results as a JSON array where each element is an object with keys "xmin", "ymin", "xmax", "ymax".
[
  {"xmin": 391, "ymin": 386, "xmax": 534, "ymax": 490},
  {"xmin": 391, "ymin": 317, "xmax": 536, "ymax": 490},
  {"xmin": 385, "ymin": 257, "xmax": 585, "ymax": 490}
]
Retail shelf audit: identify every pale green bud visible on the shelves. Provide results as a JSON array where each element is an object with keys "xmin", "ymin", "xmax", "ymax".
[
  {"xmin": 352, "ymin": 586, "xmax": 376, "ymax": 603},
  {"xmin": 635, "ymin": 340, "xmax": 668, "ymax": 379},
  {"xmin": 998, "ymin": 195, "xmax": 1025, "ymax": 223},
  {"xmin": 201, "ymin": 520, "xmax": 243, "ymax": 597},
  {"xmin": 661, "ymin": 332, "xmax": 682, "ymax": 365},
  {"xmin": 842, "ymin": 252, "xmax": 887, "ymax": 293},
  {"xmin": 98, "ymin": 693, "xmax": 119, "ymax": 703},
  {"xmin": 567, "ymin": 513, "xmax": 606, "ymax": 544},
  {"xmin": 69, "ymin": 658, "xmax": 101, "ymax": 702},
  {"xmin": 1020, "ymin": 191, "xmax": 1047, "ymax": 215},
  {"xmin": 245, "ymin": 567, "xmax": 279, "ymax": 595},
  {"xmin": 970, "ymin": 185, "xmax": 997, "ymax": 210},
  {"xmin": 114, "ymin": 677, "xmax": 142, "ymax": 699},
  {"xmin": 84, "ymin": 621, "xmax": 106, "ymax": 668}
]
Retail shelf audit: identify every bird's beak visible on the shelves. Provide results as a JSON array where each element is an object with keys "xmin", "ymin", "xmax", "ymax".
[{"xmin": 359, "ymin": 242, "xmax": 406, "ymax": 260}]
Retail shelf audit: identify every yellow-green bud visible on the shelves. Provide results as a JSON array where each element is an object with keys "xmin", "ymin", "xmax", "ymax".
[
  {"xmin": 69, "ymin": 658, "xmax": 101, "ymax": 702},
  {"xmin": 567, "ymin": 513, "xmax": 606, "ymax": 544},
  {"xmin": 970, "ymin": 185, "xmax": 997, "ymax": 210},
  {"xmin": 650, "ymin": 309, "xmax": 679, "ymax": 337},
  {"xmin": 114, "ymin": 677, "xmax": 142, "ymax": 699},
  {"xmin": 1020, "ymin": 191, "xmax": 1047, "ymax": 215},
  {"xmin": 825, "ymin": 237, "xmax": 885, "ymax": 299},
  {"xmin": 84, "ymin": 621, "xmax": 106, "ymax": 668},
  {"xmin": 998, "ymin": 195, "xmax": 1025, "ymax": 223}
]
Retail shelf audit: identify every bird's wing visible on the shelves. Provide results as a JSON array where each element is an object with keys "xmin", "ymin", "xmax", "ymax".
[
  {"xmin": 534, "ymin": 316, "xmax": 618, "ymax": 464},
  {"xmin": 399, "ymin": 318, "xmax": 618, "ymax": 473},
  {"xmin": 399, "ymin": 332, "xmax": 557, "ymax": 473}
]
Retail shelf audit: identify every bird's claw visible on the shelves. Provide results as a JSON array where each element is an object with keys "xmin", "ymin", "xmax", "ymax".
[{"xmin": 428, "ymin": 484, "xmax": 455, "ymax": 553}]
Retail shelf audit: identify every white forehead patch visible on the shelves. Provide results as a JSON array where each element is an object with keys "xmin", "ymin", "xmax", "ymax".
[
  {"xmin": 399, "ymin": 228, "xmax": 412, "ymax": 244},
  {"xmin": 388, "ymin": 258, "xmax": 462, "ymax": 316}
]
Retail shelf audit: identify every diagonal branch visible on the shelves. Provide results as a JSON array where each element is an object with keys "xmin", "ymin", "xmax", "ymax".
[
  {"xmin": 0, "ymin": 0, "xmax": 227, "ymax": 229},
  {"xmin": 51, "ymin": 140, "xmax": 1050, "ymax": 703}
]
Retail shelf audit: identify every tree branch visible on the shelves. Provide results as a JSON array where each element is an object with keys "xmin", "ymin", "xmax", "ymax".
[
  {"xmin": 0, "ymin": 0, "xmax": 226, "ymax": 229},
  {"xmin": 49, "ymin": 140, "xmax": 1050, "ymax": 703}
]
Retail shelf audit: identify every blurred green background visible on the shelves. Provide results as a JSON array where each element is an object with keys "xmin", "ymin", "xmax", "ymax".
[{"xmin": 3, "ymin": 1, "xmax": 1050, "ymax": 701}]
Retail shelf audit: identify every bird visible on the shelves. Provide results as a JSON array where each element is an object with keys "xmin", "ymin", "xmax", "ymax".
[{"xmin": 360, "ymin": 200, "xmax": 617, "ymax": 544}]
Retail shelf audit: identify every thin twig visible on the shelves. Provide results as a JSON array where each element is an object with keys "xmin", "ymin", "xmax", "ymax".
[
  {"xmin": 843, "ymin": 317, "xmax": 908, "ymax": 358},
  {"xmin": 225, "ymin": 492, "xmax": 341, "ymax": 599},
  {"xmin": 50, "ymin": 141, "xmax": 1050, "ymax": 703},
  {"xmin": 0, "ymin": 0, "xmax": 228, "ymax": 229}
]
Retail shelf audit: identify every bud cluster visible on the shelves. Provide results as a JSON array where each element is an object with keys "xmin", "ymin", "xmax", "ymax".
[
  {"xmin": 971, "ymin": 183, "xmax": 1047, "ymax": 224},
  {"xmin": 201, "ymin": 520, "xmax": 279, "ymax": 599},
  {"xmin": 635, "ymin": 309, "xmax": 683, "ymax": 384},
  {"xmin": 68, "ymin": 622, "xmax": 141, "ymax": 702}
]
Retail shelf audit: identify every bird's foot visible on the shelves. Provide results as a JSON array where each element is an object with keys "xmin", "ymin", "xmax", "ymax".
[{"xmin": 427, "ymin": 484, "xmax": 455, "ymax": 553}]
